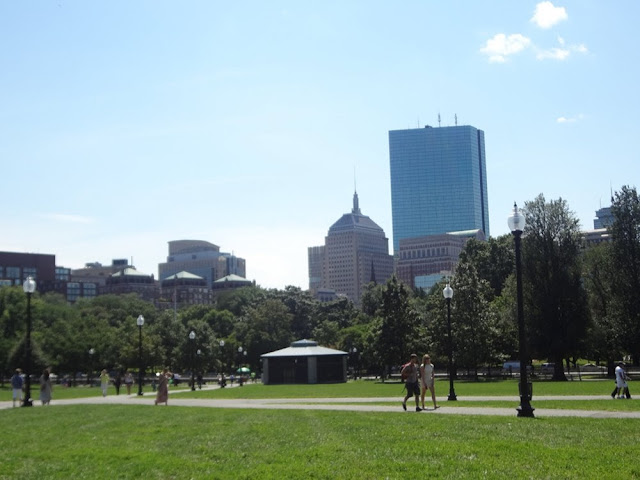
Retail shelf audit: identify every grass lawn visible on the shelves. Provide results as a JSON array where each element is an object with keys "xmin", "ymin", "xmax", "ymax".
[
  {"xmin": 167, "ymin": 378, "xmax": 625, "ymax": 399},
  {"xmin": 1, "ymin": 405, "xmax": 639, "ymax": 479}
]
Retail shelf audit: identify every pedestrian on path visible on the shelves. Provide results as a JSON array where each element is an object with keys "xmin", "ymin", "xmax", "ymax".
[
  {"xmin": 420, "ymin": 354, "xmax": 439, "ymax": 410},
  {"xmin": 100, "ymin": 369, "xmax": 110, "ymax": 397},
  {"xmin": 124, "ymin": 370, "xmax": 134, "ymax": 395},
  {"xmin": 155, "ymin": 368, "xmax": 171, "ymax": 405},
  {"xmin": 401, "ymin": 354, "xmax": 422, "ymax": 412},
  {"xmin": 11, "ymin": 368, "xmax": 24, "ymax": 407},
  {"xmin": 39, "ymin": 369, "xmax": 52, "ymax": 405},
  {"xmin": 612, "ymin": 362, "xmax": 631, "ymax": 399}
]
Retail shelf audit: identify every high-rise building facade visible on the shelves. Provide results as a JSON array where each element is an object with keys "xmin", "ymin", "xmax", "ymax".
[
  {"xmin": 389, "ymin": 125, "xmax": 490, "ymax": 253},
  {"xmin": 308, "ymin": 192, "xmax": 394, "ymax": 304}
]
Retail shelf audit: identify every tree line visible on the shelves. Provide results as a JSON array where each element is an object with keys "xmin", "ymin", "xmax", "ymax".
[{"xmin": 1, "ymin": 186, "xmax": 639, "ymax": 383}]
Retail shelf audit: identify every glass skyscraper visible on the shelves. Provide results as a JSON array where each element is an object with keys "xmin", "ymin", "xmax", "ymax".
[{"xmin": 389, "ymin": 125, "xmax": 490, "ymax": 253}]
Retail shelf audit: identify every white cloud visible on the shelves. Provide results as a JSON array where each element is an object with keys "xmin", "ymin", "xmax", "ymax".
[
  {"xmin": 531, "ymin": 1, "xmax": 568, "ymax": 29},
  {"xmin": 536, "ymin": 40, "xmax": 588, "ymax": 61},
  {"xmin": 557, "ymin": 114, "xmax": 585, "ymax": 123},
  {"xmin": 480, "ymin": 33, "xmax": 532, "ymax": 63},
  {"xmin": 40, "ymin": 213, "xmax": 95, "ymax": 224},
  {"xmin": 537, "ymin": 47, "xmax": 570, "ymax": 60}
]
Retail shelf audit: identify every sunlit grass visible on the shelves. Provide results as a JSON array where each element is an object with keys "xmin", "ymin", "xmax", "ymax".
[{"xmin": 1, "ymin": 405, "xmax": 639, "ymax": 479}]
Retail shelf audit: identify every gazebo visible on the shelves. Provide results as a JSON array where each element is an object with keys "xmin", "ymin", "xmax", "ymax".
[{"xmin": 261, "ymin": 339, "xmax": 347, "ymax": 385}]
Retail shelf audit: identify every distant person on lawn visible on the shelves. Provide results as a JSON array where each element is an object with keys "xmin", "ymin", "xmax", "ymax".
[
  {"xmin": 155, "ymin": 368, "xmax": 171, "ymax": 405},
  {"xmin": 11, "ymin": 368, "xmax": 24, "ymax": 407},
  {"xmin": 401, "ymin": 354, "xmax": 422, "ymax": 412}
]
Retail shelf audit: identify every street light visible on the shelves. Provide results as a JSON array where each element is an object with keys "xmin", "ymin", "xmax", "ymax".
[
  {"xmin": 508, "ymin": 202, "xmax": 535, "ymax": 418},
  {"xmin": 88, "ymin": 348, "xmax": 95, "ymax": 386},
  {"xmin": 189, "ymin": 331, "xmax": 196, "ymax": 391},
  {"xmin": 22, "ymin": 276, "xmax": 36, "ymax": 407},
  {"xmin": 350, "ymin": 347, "xmax": 358, "ymax": 379},
  {"xmin": 219, "ymin": 340, "xmax": 225, "ymax": 375},
  {"xmin": 196, "ymin": 349, "xmax": 202, "ymax": 389},
  {"xmin": 136, "ymin": 315, "xmax": 144, "ymax": 396},
  {"xmin": 443, "ymin": 283, "xmax": 457, "ymax": 401}
]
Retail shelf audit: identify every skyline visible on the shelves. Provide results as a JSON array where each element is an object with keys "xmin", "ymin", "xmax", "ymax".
[{"xmin": 2, "ymin": 1, "xmax": 638, "ymax": 290}]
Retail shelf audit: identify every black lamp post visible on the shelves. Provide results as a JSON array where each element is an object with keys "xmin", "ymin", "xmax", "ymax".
[
  {"xmin": 219, "ymin": 340, "xmax": 225, "ymax": 374},
  {"xmin": 237, "ymin": 346, "xmax": 244, "ymax": 370},
  {"xmin": 443, "ymin": 283, "xmax": 457, "ymax": 401},
  {"xmin": 22, "ymin": 276, "xmax": 36, "ymax": 407},
  {"xmin": 189, "ymin": 331, "xmax": 196, "ymax": 391},
  {"xmin": 136, "ymin": 315, "xmax": 144, "ymax": 396},
  {"xmin": 88, "ymin": 348, "xmax": 95, "ymax": 386},
  {"xmin": 508, "ymin": 202, "xmax": 535, "ymax": 418}
]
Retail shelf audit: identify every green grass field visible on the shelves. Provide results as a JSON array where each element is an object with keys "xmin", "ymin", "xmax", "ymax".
[
  {"xmin": 1, "ymin": 379, "xmax": 639, "ymax": 478},
  {"xmin": 1, "ymin": 405, "xmax": 639, "ymax": 479}
]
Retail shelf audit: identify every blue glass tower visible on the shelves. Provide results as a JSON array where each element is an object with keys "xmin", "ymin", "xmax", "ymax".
[{"xmin": 389, "ymin": 125, "xmax": 490, "ymax": 253}]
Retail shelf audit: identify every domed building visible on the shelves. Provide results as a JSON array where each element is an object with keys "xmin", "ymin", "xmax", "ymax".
[{"xmin": 308, "ymin": 192, "xmax": 394, "ymax": 305}]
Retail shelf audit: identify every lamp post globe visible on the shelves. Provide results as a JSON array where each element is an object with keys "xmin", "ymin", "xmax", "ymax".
[
  {"xmin": 442, "ymin": 283, "xmax": 457, "ymax": 401},
  {"xmin": 22, "ymin": 276, "xmax": 36, "ymax": 407},
  {"xmin": 189, "ymin": 331, "xmax": 196, "ymax": 391},
  {"xmin": 136, "ymin": 315, "xmax": 144, "ymax": 396},
  {"xmin": 508, "ymin": 202, "xmax": 535, "ymax": 418}
]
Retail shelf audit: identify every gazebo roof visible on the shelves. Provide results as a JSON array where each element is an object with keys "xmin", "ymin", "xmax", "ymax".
[{"xmin": 261, "ymin": 339, "xmax": 347, "ymax": 358}]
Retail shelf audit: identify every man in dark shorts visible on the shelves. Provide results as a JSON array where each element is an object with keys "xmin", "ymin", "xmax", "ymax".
[{"xmin": 401, "ymin": 354, "xmax": 422, "ymax": 412}]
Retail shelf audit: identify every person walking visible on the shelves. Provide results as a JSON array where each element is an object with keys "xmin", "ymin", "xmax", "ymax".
[
  {"xmin": 612, "ymin": 362, "xmax": 630, "ymax": 399},
  {"xmin": 100, "ymin": 369, "xmax": 110, "ymax": 397},
  {"xmin": 39, "ymin": 369, "xmax": 52, "ymax": 406},
  {"xmin": 420, "ymin": 354, "xmax": 439, "ymax": 410},
  {"xmin": 154, "ymin": 368, "xmax": 171, "ymax": 406},
  {"xmin": 124, "ymin": 370, "xmax": 134, "ymax": 395},
  {"xmin": 11, "ymin": 368, "xmax": 24, "ymax": 407},
  {"xmin": 113, "ymin": 371, "xmax": 122, "ymax": 395},
  {"xmin": 401, "ymin": 354, "xmax": 422, "ymax": 412}
]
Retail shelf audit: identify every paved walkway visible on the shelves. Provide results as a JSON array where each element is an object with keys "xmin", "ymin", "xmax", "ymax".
[{"xmin": 2, "ymin": 387, "xmax": 638, "ymax": 419}]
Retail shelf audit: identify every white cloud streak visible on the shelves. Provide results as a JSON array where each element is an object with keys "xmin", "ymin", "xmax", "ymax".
[
  {"xmin": 480, "ymin": 33, "xmax": 532, "ymax": 63},
  {"xmin": 40, "ymin": 213, "xmax": 95, "ymax": 224},
  {"xmin": 557, "ymin": 114, "xmax": 585, "ymax": 123},
  {"xmin": 531, "ymin": 1, "xmax": 568, "ymax": 29}
]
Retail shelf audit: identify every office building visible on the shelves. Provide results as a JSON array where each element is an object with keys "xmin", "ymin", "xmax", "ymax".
[
  {"xmin": 308, "ymin": 192, "xmax": 394, "ymax": 304},
  {"xmin": 389, "ymin": 125, "xmax": 490, "ymax": 253},
  {"xmin": 158, "ymin": 240, "xmax": 246, "ymax": 288},
  {"xmin": 0, "ymin": 251, "xmax": 97, "ymax": 302},
  {"xmin": 396, "ymin": 230, "xmax": 485, "ymax": 290},
  {"xmin": 594, "ymin": 207, "xmax": 614, "ymax": 229}
]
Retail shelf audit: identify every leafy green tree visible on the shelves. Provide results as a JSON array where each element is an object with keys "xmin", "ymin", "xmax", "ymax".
[
  {"xmin": 522, "ymin": 194, "xmax": 590, "ymax": 380},
  {"xmin": 582, "ymin": 242, "xmax": 621, "ymax": 371},
  {"xmin": 609, "ymin": 185, "xmax": 640, "ymax": 363},
  {"xmin": 370, "ymin": 275, "xmax": 418, "ymax": 378},
  {"xmin": 459, "ymin": 235, "xmax": 514, "ymax": 299},
  {"xmin": 450, "ymin": 262, "xmax": 499, "ymax": 378}
]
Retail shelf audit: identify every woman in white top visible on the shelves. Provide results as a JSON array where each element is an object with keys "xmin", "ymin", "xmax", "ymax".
[{"xmin": 420, "ymin": 354, "xmax": 439, "ymax": 410}]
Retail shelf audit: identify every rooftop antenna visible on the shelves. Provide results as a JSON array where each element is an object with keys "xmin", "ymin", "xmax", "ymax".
[
  {"xmin": 417, "ymin": 116, "xmax": 420, "ymax": 128},
  {"xmin": 455, "ymin": 114, "xmax": 458, "ymax": 126},
  {"xmin": 610, "ymin": 182, "xmax": 614, "ymax": 203},
  {"xmin": 438, "ymin": 113, "xmax": 441, "ymax": 127},
  {"xmin": 354, "ymin": 166, "xmax": 357, "ymax": 193}
]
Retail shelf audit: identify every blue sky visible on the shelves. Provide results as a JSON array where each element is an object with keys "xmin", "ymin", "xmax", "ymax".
[{"xmin": 2, "ymin": 1, "xmax": 638, "ymax": 290}]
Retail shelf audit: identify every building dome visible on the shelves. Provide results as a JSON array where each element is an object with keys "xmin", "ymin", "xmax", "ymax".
[{"xmin": 328, "ymin": 192, "xmax": 385, "ymax": 236}]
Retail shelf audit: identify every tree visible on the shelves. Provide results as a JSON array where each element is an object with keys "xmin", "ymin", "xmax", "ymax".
[
  {"xmin": 522, "ymin": 194, "xmax": 590, "ymax": 380},
  {"xmin": 450, "ymin": 261, "xmax": 499, "ymax": 378},
  {"xmin": 582, "ymin": 242, "xmax": 621, "ymax": 371},
  {"xmin": 458, "ymin": 235, "xmax": 514, "ymax": 299},
  {"xmin": 609, "ymin": 185, "xmax": 640, "ymax": 363},
  {"xmin": 370, "ymin": 275, "xmax": 418, "ymax": 378}
]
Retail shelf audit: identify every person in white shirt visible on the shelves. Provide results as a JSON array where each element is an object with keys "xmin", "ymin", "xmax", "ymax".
[{"xmin": 420, "ymin": 354, "xmax": 439, "ymax": 410}]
